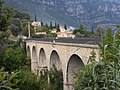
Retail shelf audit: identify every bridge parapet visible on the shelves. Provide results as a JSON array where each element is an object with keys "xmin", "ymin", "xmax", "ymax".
[{"xmin": 26, "ymin": 39, "xmax": 99, "ymax": 49}]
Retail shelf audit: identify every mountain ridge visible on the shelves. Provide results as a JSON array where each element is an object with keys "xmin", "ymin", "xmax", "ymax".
[{"xmin": 4, "ymin": 0, "xmax": 120, "ymax": 28}]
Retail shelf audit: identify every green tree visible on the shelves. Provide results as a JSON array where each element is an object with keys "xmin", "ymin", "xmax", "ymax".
[
  {"xmin": 45, "ymin": 23, "xmax": 48, "ymax": 28},
  {"xmin": 21, "ymin": 22, "xmax": 29, "ymax": 36},
  {"xmin": 41, "ymin": 20, "xmax": 43, "ymax": 26},
  {"xmin": 11, "ymin": 10, "xmax": 31, "ymax": 36},
  {"xmin": 43, "ymin": 25, "xmax": 50, "ymax": 34},
  {"xmin": 13, "ymin": 10, "xmax": 30, "ymax": 20},
  {"xmin": 49, "ymin": 65, "xmax": 63, "ymax": 90},
  {"xmin": 16, "ymin": 67, "xmax": 42, "ymax": 90},
  {"xmin": 56, "ymin": 24, "xmax": 60, "ymax": 32},
  {"xmin": 75, "ymin": 29, "xmax": 120, "ymax": 90},
  {"xmin": 34, "ymin": 13, "xmax": 37, "ymax": 22},
  {"xmin": 96, "ymin": 26, "xmax": 102, "ymax": 36},
  {"xmin": 64, "ymin": 24, "xmax": 67, "ymax": 30},
  {"xmin": 0, "ymin": 0, "xmax": 13, "ymax": 60},
  {"xmin": 50, "ymin": 21, "xmax": 53, "ymax": 29},
  {"xmin": 0, "ymin": 2, "xmax": 13, "ymax": 31},
  {"xmin": 73, "ymin": 29, "xmax": 79, "ymax": 34},
  {"xmin": 91, "ymin": 26, "xmax": 94, "ymax": 34},
  {"xmin": 10, "ymin": 18, "xmax": 22, "ymax": 36},
  {"xmin": 54, "ymin": 22, "xmax": 57, "ymax": 28},
  {"xmin": 75, "ymin": 32, "xmax": 83, "ymax": 38},
  {"xmin": 47, "ymin": 33, "xmax": 57, "ymax": 38},
  {"xmin": 105, "ymin": 27, "xmax": 113, "ymax": 45},
  {"xmin": 73, "ymin": 24, "xmax": 87, "ymax": 36},
  {"xmin": 79, "ymin": 24, "xmax": 85, "ymax": 34},
  {"xmin": 3, "ymin": 47, "xmax": 26, "ymax": 71}
]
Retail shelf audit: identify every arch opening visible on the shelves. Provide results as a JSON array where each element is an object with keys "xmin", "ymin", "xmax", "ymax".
[
  {"xmin": 39, "ymin": 48, "xmax": 46, "ymax": 67},
  {"xmin": 32, "ymin": 46, "xmax": 37, "ymax": 62},
  {"xmin": 50, "ymin": 50, "xmax": 63, "ymax": 90},
  {"xmin": 50, "ymin": 50, "xmax": 62, "ymax": 70},
  {"xmin": 67, "ymin": 54, "xmax": 84, "ymax": 86},
  {"xmin": 26, "ymin": 46, "xmax": 30, "ymax": 57}
]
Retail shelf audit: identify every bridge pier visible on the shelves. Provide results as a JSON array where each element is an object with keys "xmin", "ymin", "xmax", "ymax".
[
  {"xmin": 63, "ymin": 82, "xmax": 75, "ymax": 90},
  {"xmin": 31, "ymin": 61, "xmax": 38, "ymax": 75},
  {"xmin": 37, "ymin": 66, "xmax": 48, "ymax": 76}
]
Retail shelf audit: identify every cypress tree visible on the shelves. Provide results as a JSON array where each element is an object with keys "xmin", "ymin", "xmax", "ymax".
[
  {"xmin": 45, "ymin": 23, "xmax": 48, "ymax": 28},
  {"xmin": 41, "ymin": 20, "xmax": 43, "ymax": 26},
  {"xmin": 64, "ymin": 24, "xmax": 67, "ymax": 30},
  {"xmin": 34, "ymin": 13, "xmax": 37, "ymax": 22},
  {"xmin": 55, "ymin": 22, "xmax": 57, "ymax": 28},
  {"xmin": 50, "ymin": 21, "xmax": 53, "ymax": 29},
  {"xmin": 91, "ymin": 27, "xmax": 94, "ymax": 34},
  {"xmin": 56, "ymin": 24, "xmax": 60, "ymax": 32}
]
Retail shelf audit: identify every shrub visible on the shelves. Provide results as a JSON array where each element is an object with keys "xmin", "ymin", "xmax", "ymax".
[
  {"xmin": 75, "ymin": 28, "xmax": 120, "ymax": 90},
  {"xmin": 0, "ymin": 68, "xmax": 19, "ymax": 90},
  {"xmin": 3, "ymin": 47, "xmax": 26, "ymax": 72},
  {"xmin": 16, "ymin": 67, "xmax": 41, "ymax": 90},
  {"xmin": 49, "ymin": 65, "xmax": 63, "ymax": 90}
]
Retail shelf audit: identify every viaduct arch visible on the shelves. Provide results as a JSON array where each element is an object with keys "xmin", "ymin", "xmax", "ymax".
[
  {"xmin": 66, "ymin": 54, "xmax": 84, "ymax": 90},
  {"xmin": 39, "ymin": 48, "xmax": 46, "ymax": 68},
  {"xmin": 26, "ymin": 39, "xmax": 100, "ymax": 90},
  {"xmin": 50, "ymin": 50, "xmax": 62, "ymax": 70}
]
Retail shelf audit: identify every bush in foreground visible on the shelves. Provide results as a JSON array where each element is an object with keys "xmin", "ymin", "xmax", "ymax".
[{"xmin": 75, "ymin": 28, "xmax": 120, "ymax": 90}]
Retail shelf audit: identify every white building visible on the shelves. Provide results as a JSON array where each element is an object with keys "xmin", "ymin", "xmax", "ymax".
[
  {"xmin": 36, "ymin": 32, "xmax": 47, "ymax": 35},
  {"xmin": 31, "ymin": 21, "xmax": 41, "ymax": 27},
  {"xmin": 57, "ymin": 31, "xmax": 75, "ymax": 38}
]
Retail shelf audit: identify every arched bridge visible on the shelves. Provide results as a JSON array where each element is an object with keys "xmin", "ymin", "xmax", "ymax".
[{"xmin": 25, "ymin": 38, "xmax": 100, "ymax": 90}]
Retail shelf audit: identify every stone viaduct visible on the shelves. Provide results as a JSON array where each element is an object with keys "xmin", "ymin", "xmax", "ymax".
[{"xmin": 25, "ymin": 38, "xmax": 100, "ymax": 90}]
